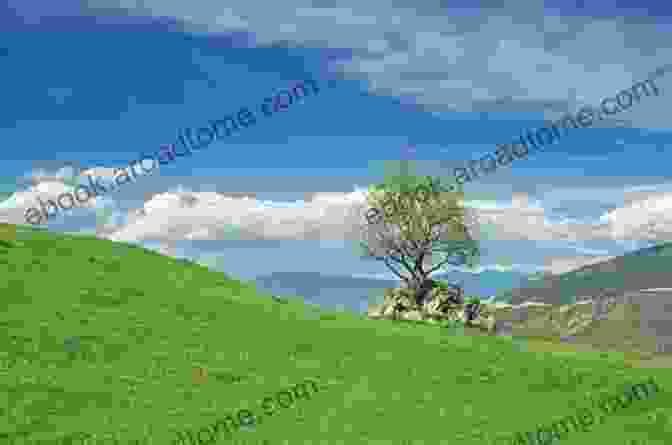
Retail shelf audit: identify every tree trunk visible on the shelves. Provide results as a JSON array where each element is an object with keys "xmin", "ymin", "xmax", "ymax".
[
  {"xmin": 409, "ymin": 251, "xmax": 434, "ymax": 306},
  {"xmin": 464, "ymin": 302, "xmax": 481, "ymax": 325},
  {"xmin": 413, "ymin": 277, "xmax": 435, "ymax": 306}
]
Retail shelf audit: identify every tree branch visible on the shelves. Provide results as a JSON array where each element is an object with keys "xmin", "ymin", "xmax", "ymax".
[
  {"xmin": 387, "ymin": 251, "xmax": 418, "ymax": 279},
  {"xmin": 383, "ymin": 257, "xmax": 407, "ymax": 281}
]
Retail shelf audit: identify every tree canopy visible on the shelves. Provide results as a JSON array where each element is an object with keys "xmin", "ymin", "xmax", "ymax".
[{"xmin": 358, "ymin": 173, "xmax": 480, "ymax": 302}]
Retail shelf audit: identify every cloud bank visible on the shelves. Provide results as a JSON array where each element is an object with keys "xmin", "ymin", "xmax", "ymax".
[{"xmin": 82, "ymin": 0, "xmax": 672, "ymax": 129}]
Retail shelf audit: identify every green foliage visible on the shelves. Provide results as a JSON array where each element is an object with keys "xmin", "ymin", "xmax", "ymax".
[
  {"xmin": 656, "ymin": 244, "xmax": 672, "ymax": 256},
  {"xmin": 431, "ymin": 279, "xmax": 451, "ymax": 290},
  {"xmin": 363, "ymin": 174, "xmax": 479, "ymax": 270},
  {"xmin": 368, "ymin": 174, "xmax": 460, "ymax": 198},
  {"xmin": 465, "ymin": 296, "xmax": 481, "ymax": 306}
]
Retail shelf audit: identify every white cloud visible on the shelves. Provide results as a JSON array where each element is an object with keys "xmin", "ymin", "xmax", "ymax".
[
  {"xmin": 0, "ymin": 178, "xmax": 100, "ymax": 225},
  {"xmin": 9, "ymin": 164, "xmax": 672, "ymax": 251},
  {"xmin": 104, "ymin": 188, "xmax": 372, "ymax": 243},
  {"xmin": 0, "ymin": 165, "xmax": 144, "ymax": 226},
  {"xmin": 79, "ymin": 167, "xmax": 118, "ymax": 179},
  {"xmin": 437, "ymin": 263, "xmax": 548, "ymax": 275},
  {"xmin": 21, "ymin": 166, "xmax": 78, "ymax": 186},
  {"xmin": 97, "ymin": 181, "xmax": 672, "ymax": 247},
  {"xmin": 603, "ymin": 193, "xmax": 672, "ymax": 241},
  {"xmin": 8, "ymin": 165, "xmax": 672, "ymax": 278}
]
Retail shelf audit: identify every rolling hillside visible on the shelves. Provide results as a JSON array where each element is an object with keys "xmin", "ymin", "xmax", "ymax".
[{"xmin": 0, "ymin": 225, "xmax": 670, "ymax": 445}]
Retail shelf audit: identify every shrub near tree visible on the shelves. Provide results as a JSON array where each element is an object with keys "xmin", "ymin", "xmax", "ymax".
[
  {"xmin": 359, "ymin": 173, "xmax": 481, "ymax": 312},
  {"xmin": 0, "ymin": 222, "xmax": 16, "ymax": 247}
]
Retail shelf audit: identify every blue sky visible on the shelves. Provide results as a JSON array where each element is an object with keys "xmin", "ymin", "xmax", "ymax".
[{"xmin": 2, "ymin": 0, "xmax": 672, "ymax": 308}]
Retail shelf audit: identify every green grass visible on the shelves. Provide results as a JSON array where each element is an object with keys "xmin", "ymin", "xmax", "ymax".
[{"xmin": 0, "ymin": 226, "xmax": 670, "ymax": 445}]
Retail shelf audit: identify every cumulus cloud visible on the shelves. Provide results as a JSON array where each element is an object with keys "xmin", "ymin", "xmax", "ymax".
[
  {"xmin": 477, "ymin": 187, "xmax": 672, "ymax": 244},
  {"xmin": 79, "ymin": 167, "xmax": 118, "ymax": 180},
  {"xmin": 469, "ymin": 193, "xmax": 595, "ymax": 242},
  {"xmin": 7, "ymin": 164, "xmax": 672, "ymax": 280},
  {"xmin": 95, "ymin": 180, "xmax": 672, "ymax": 255},
  {"xmin": 0, "ymin": 165, "xmax": 135, "ymax": 226},
  {"xmin": 8, "ymin": 163, "xmax": 672, "ymax": 251},
  {"xmin": 603, "ymin": 193, "xmax": 672, "ymax": 242},
  {"xmin": 103, "ymin": 188, "xmax": 372, "ymax": 243},
  {"xmin": 84, "ymin": 0, "xmax": 672, "ymax": 128},
  {"xmin": 0, "ymin": 179, "xmax": 98, "ymax": 225},
  {"xmin": 18, "ymin": 165, "xmax": 79, "ymax": 188},
  {"xmin": 98, "ymin": 188, "xmax": 556, "ymax": 244}
]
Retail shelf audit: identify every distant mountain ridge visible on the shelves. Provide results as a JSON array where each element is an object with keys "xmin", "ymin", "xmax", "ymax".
[
  {"xmin": 430, "ymin": 269, "xmax": 530, "ymax": 298},
  {"xmin": 498, "ymin": 242, "xmax": 672, "ymax": 306},
  {"xmin": 254, "ymin": 269, "xmax": 532, "ymax": 313}
]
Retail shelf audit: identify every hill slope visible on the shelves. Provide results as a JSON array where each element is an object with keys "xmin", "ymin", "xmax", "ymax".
[
  {"xmin": 498, "ymin": 242, "xmax": 672, "ymax": 305},
  {"xmin": 0, "ymin": 226, "xmax": 670, "ymax": 445}
]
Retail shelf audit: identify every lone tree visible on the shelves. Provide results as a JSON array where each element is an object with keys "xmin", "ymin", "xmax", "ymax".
[{"xmin": 358, "ymin": 172, "xmax": 480, "ymax": 306}]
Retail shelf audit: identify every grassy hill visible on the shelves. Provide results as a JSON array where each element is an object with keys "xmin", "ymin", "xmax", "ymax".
[
  {"xmin": 1, "ymin": 226, "xmax": 670, "ymax": 444},
  {"xmin": 497, "ymin": 242, "xmax": 672, "ymax": 306}
]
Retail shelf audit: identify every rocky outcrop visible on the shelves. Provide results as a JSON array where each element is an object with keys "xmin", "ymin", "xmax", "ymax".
[
  {"xmin": 492, "ymin": 295, "xmax": 622, "ymax": 340},
  {"xmin": 367, "ymin": 284, "xmax": 497, "ymax": 333}
]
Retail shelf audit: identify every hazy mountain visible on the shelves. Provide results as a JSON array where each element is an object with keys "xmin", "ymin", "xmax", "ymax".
[
  {"xmin": 430, "ymin": 269, "xmax": 530, "ymax": 299},
  {"xmin": 254, "ymin": 269, "xmax": 532, "ymax": 313},
  {"xmin": 498, "ymin": 242, "xmax": 672, "ymax": 306},
  {"xmin": 254, "ymin": 271, "xmax": 398, "ymax": 313}
]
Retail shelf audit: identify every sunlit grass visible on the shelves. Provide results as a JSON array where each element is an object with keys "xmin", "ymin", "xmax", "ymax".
[{"xmin": 0, "ymin": 224, "xmax": 669, "ymax": 445}]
